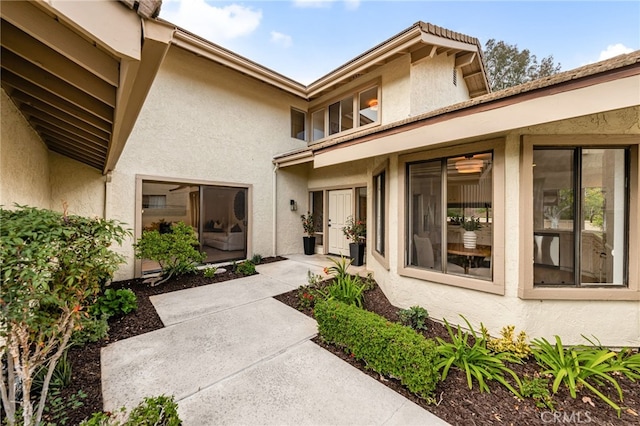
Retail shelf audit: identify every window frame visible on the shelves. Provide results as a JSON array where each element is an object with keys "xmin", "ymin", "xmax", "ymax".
[
  {"xmin": 372, "ymin": 161, "xmax": 389, "ymax": 269},
  {"xmin": 397, "ymin": 139, "xmax": 506, "ymax": 295},
  {"xmin": 290, "ymin": 108, "xmax": 307, "ymax": 141},
  {"xmin": 310, "ymin": 83, "xmax": 380, "ymax": 144},
  {"xmin": 519, "ymin": 135, "xmax": 640, "ymax": 301}
]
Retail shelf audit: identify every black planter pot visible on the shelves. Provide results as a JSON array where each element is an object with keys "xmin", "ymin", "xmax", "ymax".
[
  {"xmin": 303, "ymin": 236, "xmax": 316, "ymax": 255},
  {"xmin": 349, "ymin": 242, "xmax": 365, "ymax": 266}
]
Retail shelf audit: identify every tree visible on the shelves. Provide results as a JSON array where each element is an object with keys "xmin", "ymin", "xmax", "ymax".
[
  {"xmin": 483, "ymin": 39, "xmax": 561, "ymax": 91},
  {"xmin": 0, "ymin": 205, "xmax": 129, "ymax": 426}
]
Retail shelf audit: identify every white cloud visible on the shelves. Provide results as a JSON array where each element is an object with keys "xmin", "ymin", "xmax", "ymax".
[
  {"xmin": 161, "ymin": 0, "xmax": 262, "ymax": 42},
  {"xmin": 270, "ymin": 31, "xmax": 293, "ymax": 48},
  {"xmin": 292, "ymin": 0, "xmax": 360, "ymax": 9},
  {"xmin": 598, "ymin": 43, "xmax": 634, "ymax": 61}
]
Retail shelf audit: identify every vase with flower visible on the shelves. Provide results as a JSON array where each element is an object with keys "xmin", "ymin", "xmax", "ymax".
[
  {"xmin": 461, "ymin": 216, "xmax": 481, "ymax": 249},
  {"xmin": 342, "ymin": 215, "xmax": 366, "ymax": 266}
]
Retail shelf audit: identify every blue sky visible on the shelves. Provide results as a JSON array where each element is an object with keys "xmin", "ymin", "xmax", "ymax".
[{"xmin": 160, "ymin": 0, "xmax": 640, "ymax": 84}]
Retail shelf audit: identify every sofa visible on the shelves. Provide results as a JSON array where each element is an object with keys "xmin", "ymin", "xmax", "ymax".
[{"xmin": 202, "ymin": 221, "xmax": 245, "ymax": 251}]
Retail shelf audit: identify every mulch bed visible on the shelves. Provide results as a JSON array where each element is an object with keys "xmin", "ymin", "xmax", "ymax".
[{"xmin": 59, "ymin": 257, "xmax": 638, "ymax": 425}]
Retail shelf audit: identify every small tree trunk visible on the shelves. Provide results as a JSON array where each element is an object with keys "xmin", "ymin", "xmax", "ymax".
[{"xmin": 0, "ymin": 348, "xmax": 16, "ymax": 426}]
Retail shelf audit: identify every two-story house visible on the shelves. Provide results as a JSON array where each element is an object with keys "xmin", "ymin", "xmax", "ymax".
[{"xmin": 2, "ymin": 0, "xmax": 638, "ymax": 346}]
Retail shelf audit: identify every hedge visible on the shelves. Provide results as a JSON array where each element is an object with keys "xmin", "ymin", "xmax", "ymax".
[{"xmin": 314, "ymin": 300, "xmax": 439, "ymax": 399}]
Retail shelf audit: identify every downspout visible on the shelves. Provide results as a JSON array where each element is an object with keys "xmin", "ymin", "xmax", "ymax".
[
  {"xmin": 272, "ymin": 163, "xmax": 279, "ymax": 256},
  {"xmin": 103, "ymin": 171, "xmax": 112, "ymax": 220}
]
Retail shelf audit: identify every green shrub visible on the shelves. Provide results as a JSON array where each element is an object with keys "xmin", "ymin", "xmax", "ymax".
[
  {"xmin": 42, "ymin": 389, "xmax": 86, "ymax": 426},
  {"xmin": 236, "ymin": 260, "xmax": 256, "ymax": 276},
  {"xmin": 482, "ymin": 324, "xmax": 531, "ymax": 359},
  {"xmin": 203, "ymin": 266, "xmax": 218, "ymax": 278},
  {"xmin": 32, "ymin": 352, "xmax": 72, "ymax": 396},
  {"xmin": 251, "ymin": 253, "xmax": 263, "ymax": 264},
  {"xmin": 71, "ymin": 314, "xmax": 110, "ymax": 346},
  {"xmin": 90, "ymin": 288, "xmax": 138, "ymax": 319},
  {"xmin": 314, "ymin": 300, "xmax": 439, "ymax": 399},
  {"xmin": 521, "ymin": 375, "xmax": 554, "ymax": 410},
  {"xmin": 531, "ymin": 335, "xmax": 626, "ymax": 416},
  {"xmin": 320, "ymin": 274, "xmax": 365, "ymax": 308},
  {"xmin": 133, "ymin": 221, "xmax": 205, "ymax": 285},
  {"xmin": 323, "ymin": 256, "xmax": 352, "ymax": 280},
  {"xmin": 436, "ymin": 316, "xmax": 522, "ymax": 397},
  {"xmin": 398, "ymin": 306, "xmax": 429, "ymax": 331},
  {"xmin": 125, "ymin": 395, "xmax": 181, "ymax": 426},
  {"xmin": 0, "ymin": 205, "xmax": 129, "ymax": 426}
]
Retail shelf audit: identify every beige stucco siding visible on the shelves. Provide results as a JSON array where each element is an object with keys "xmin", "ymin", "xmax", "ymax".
[
  {"xmin": 111, "ymin": 46, "xmax": 307, "ymax": 279},
  {"xmin": 410, "ymin": 52, "xmax": 471, "ymax": 115},
  {"xmin": 1, "ymin": 89, "xmax": 50, "ymax": 209},
  {"xmin": 49, "ymin": 152, "xmax": 104, "ymax": 217},
  {"xmin": 367, "ymin": 107, "xmax": 640, "ymax": 347},
  {"xmin": 276, "ymin": 163, "xmax": 311, "ymax": 255}
]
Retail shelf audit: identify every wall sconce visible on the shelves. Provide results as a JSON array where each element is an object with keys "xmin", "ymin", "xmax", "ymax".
[{"xmin": 290, "ymin": 199, "xmax": 297, "ymax": 211}]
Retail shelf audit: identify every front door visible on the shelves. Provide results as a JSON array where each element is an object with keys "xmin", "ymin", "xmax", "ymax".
[{"xmin": 328, "ymin": 189, "xmax": 352, "ymax": 256}]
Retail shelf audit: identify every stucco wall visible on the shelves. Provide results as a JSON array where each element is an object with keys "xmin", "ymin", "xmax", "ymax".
[
  {"xmin": 410, "ymin": 52, "xmax": 471, "ymax": 115},
  {"xmin": 367, "ymin": 107, "xmax": 640, "ymax": 347},
  {"xmin": 49, "ymin": 152, "xmax": 104, "ymax": 217},
  {"xmin": 111, "ymin": 46, "xmax": 307, "ymax": 279},
  {"xmin": 276, "ymin": 163, "xmax": 310, "ymax": 255},
  {"xmin": 1, "ymin": 89, "xmax": 50, "ymax": 209}
]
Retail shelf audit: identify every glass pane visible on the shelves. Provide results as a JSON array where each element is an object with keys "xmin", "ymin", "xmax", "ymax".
[
  {"xmin": 356, "ymin": 187, "xmax": 367, "ymax": 222},
  {"xmin": 201, "ymin": 186, "xmax": 248, "ymax": 264},
  {"xmin": 533, "ymin": 150, "xmax": 575, "ymax": 285},
  {"xmin": 374, "ymin": 172, "xmax": 385, "ymax": 255},
  {"xmin": 311, "ymin": 191, "xmax": 323, "ymax": 246},
  {"xmin": 446, "ymin": 153, "xmax": 493, "ymax": 279},
  {"xmin": 580, "ymin": 148, "xmax": 626, "ymax": 285},
  {"xmin": 407, "ymin": 161, "xmax": 442, "ymax": 271},
  {"xmin": 312, "ymin": 110, "xmax": 324, "ymax": 141},
  {"xmin": 340, "ymin": 97, "xmax": 353, "ymax": 132},
  {"xmin": 328, "ymin": 102, "xmax": 340, "ymax": 135},
  {"xmin": 359, "ymin": 87, "xmax": 378, "ymax": 126},
  {"xmin": 291, "ymin": 109, "xmax": 305, "ymax": 140}
]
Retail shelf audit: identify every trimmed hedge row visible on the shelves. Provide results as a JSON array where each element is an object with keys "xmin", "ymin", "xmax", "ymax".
[{"xmin": 314, "ymin": 300, "xmax": 439, "ymax": 399}]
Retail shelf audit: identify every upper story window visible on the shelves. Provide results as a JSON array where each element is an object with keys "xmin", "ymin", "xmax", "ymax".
[
  {"xmin": 311, "ymin": 85, "xmax": 379, "ymax": 142},
  {"xmin": 291, "ymin": 108, "xmax": 306, "ymax": 141}
]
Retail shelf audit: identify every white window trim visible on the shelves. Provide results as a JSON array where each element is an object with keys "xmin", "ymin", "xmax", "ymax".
[
  {"xmin": 371, "ymin": 160, "xmax": 390, "ymax": 269},
  {"xmin": 397, "ymin": 139, "xmax": 506, "ymax": 295},
  {"xmin": 519, "ymin": 135, "xmax": 640, "ymax": 301}
]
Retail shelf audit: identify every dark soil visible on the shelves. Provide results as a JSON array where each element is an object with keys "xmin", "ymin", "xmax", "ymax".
[{"xmin": 59, "ymin": 256, "xmax": 638, "ymax": 425}]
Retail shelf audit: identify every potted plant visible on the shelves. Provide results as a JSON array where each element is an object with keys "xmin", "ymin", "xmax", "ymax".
[
  {"xmin": 300, "ymin": 212, "xmax": 316, "ymax": 255},
  {"xmin": 342, "ymin": 216, "xmax": 366, "ymax": 266},
  {"xmin": 461, "ymin": 216, "xmax": 481, "ymax": 249}
]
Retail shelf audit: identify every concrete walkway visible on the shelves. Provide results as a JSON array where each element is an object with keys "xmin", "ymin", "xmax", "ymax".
[{"xmin": 101, "ymin": 255, "xmax": 449, "ymax": 425}]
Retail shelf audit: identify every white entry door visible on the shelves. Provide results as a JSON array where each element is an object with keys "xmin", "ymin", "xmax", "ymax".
[{"xmin": 328, "ymin": 189, "xmax": 353, "ymax": 256}]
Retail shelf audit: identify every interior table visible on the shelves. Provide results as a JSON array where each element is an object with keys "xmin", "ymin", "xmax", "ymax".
[{"xmin": 447, "ymin": 243, "xmax": 491, "ymax": 274}]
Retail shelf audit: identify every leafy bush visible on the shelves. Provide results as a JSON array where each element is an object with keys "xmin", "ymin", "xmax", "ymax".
[
  {"xmin": 0, "ymin": 205, "xmax": 129, "ymax": 426},
  {"xmin": 133, "ymin": 221, "xmax": 205, "ymax": 285},
  {"xmin": 71, "ymin": 314, "xmax": 110, "ymax": 346},
  {"xmin": 521, "ymin": 375, "xmax": 554, "ymax": 410},
  {"xmin": 251, "ymin": 253, "xmax": 263, "ymax": 264},
  {"xmin": 320, "ymin": 274, "xmax": 365, "ymax": 308},
  {"xmin": 483, "ymin": 324, "xmax": 532, "ymax": 359},
  {"xmin": 235, "ymin": 260, "xmax": 256, "ymax": 276},
  {"xmin": 531, "ymin": 335, "xmax": 626, "ymax": 416},
  {"xmin": 436, "ymin": 316, "xmax": 522, "ymax": 397},
  {"xmin": 80, "ymin": 395, "xmax": 180, "ymax": 426},
  {"xmin": 42, "ymin": 389, "xmax": 87, "ymax": 426},
  {"xmin": 398, "ymin": 306, "xmax": 429, "ymax": 331},
  {"xmin": 90, "ymin": 288, "xmax": 138, "ymax": 319},
  {"xmin": 315, "ymin": 300, "xmax": 440, "ymax": 399},
  {"xmin": 126, "ymin": 395, "xmax": 181, "ymax": 426}
]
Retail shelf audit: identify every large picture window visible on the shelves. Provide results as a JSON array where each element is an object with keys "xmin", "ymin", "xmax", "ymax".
[
  {"xmin": 407, "ymin": 152, "xmax": 493, "ymax": 280},
  {"xmin": 532, "ymin": 147, "xmax": 628, "ymax": 286}
]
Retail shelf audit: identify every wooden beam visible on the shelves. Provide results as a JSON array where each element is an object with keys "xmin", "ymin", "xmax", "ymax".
[
  {"xmin": 31, "ymin": 117, "xmax": 108, "ymax": 149},
  {"xmin": 463, "ymin": 70, "xmax": 484, "ymax": 80},
  {"xmin": 41, "ymin": 132, "xmax": 107, "ymax": 158},
  {"xmin": 12, "ymin": 91, "xmax": 111, "ymax": 135},
  {"xmin": 1, "ymin": 52, "xmax": 114, "ymax": 121},
  {"xmin": 1, "ymin": 1, "xmax": 119, "ymax": 86},
  {"xmin": 411, "ymin": 44, "xmax": 438, "ymax": 64},
  {"xmin": 46, "ymin": 142, "xmax": 103, "ymax": 169},
  {"xmin": 21, "ymin": 105, "xmax": 110, "ymax": 141},
  {"xmin": 1, "ymin": 20, "xmax": 116, "ymax": 107},
  {"xmin": 455, "ymin": 52, "xmax": 476, "ymax": 69},
  {"xmin": 3, "ymin": 81, "xmax": 113, "ymax": 130}
]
